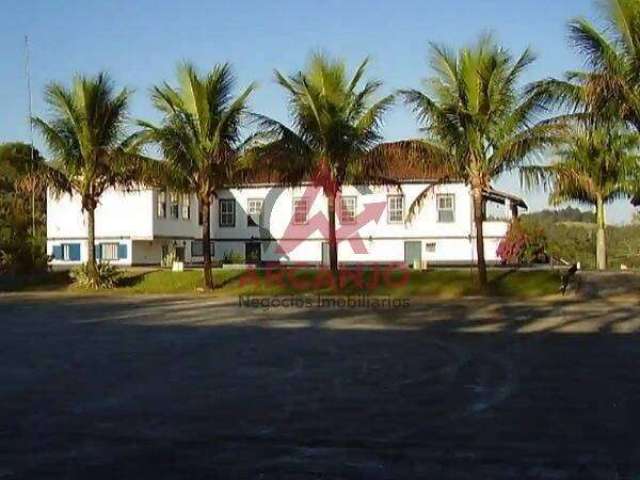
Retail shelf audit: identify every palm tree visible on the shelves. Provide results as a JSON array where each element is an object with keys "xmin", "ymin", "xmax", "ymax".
[
  {"xmin": 137, "ymin": 63, "xmax": 255, "ymax": 289},
  {"xmin": 33, "ymin": 73, "xmax": 135, "ymax": 281},
  {"xmin": 522, "ymin": 123, "xmax": 640, "ymax": 270},
  {"xmin": 250, "ymin": 53, "xmax": 395, "ymax": 283},
  {"xmin": 527, "ymin": 0, "xmax": 640, "ymax": 216},
  {"xmin": 400, "ymin": 35, "xmax": 562, "ymax": 288},
  {"xmin": 531, "ymin": 0, "xmax": 640, "ymax": 130}
]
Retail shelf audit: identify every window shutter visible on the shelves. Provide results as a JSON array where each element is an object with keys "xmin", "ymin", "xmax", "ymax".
[
  {"xmin": 52, "ymin": 245, "xmax": 62, "ymax": 259},
  {"xmin": 70, "ymin": 244, "xmax": 81, "ymax": 261},
  {"xmin": 95, "ymin": 245, "xmax": 102, "ymax": 260},
  {"xmin": 118, "ymin": 244, "xmax": 128, "ymax": 260}
]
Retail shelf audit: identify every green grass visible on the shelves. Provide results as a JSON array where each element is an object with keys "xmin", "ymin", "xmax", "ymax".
[
  {"xmin": 118, "ymin": 268, "xmax": 561, "ymax": 298},
  {"xmin": 1, "ymin": 268, "xmax": 562, "ymax": 298}
]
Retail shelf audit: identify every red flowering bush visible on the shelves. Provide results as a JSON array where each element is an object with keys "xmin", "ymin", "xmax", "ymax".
[{"xmin": 497, "ymin": 219, "xmax": 547, "ymax": 265}]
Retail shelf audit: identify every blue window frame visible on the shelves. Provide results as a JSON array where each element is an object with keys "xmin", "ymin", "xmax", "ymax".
[{"xmin": 53, "ymin": 243, "xmax": 80, "ymax": 261}]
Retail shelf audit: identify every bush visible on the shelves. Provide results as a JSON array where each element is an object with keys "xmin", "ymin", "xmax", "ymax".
[
  {"xmin": 161, "ymin": 250, "xmax": 177, "ymax": 268},
  {"xmin": 497, "ymin": 219, "xmax": 547, "ymax": 265},
  {"xmin": 222, "ymin": 250, "xmax": 245, "ymax": 264},
  {"xmin": 0, "ymin": 238, "xmax": 48, "ymax": 276},
  {"xmin": 70, "ymin": 262, "xmax": 121, "ymax": 289}
]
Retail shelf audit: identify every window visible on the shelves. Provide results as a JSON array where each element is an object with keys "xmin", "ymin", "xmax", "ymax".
[
  {"xmin": 169, "ymin": 193, "xmax": 179, "ymax": 219},
  {"xmin": 340, "ymin": 196, "xmax": 356, "ymax": 224},
  {"xmin": 157, "ymin": 191, "xmax": 166, "ymax": 218},
  {"xmin": 219, "ymin": 199, "xmax": 235, "ymax": 227},
  {"xmin": 247, "ymin": 199, "xmax": 263, "ymax": 227},
  {"xmin": 181, "ymin": 194, "xmax": 191, "ymax": 220},
  {"xmin": 101, "ymin": 243, "xmax": 119, "ymax": 261},
  {"xmin": 437, "ymin": 194, "xmax": 455, "ymax": 223},
  {"xmin": 425, "ymin": 242, "xmax": 436, "ymax": 253},
  {"xmin": 55, "ymin": 243, "xmax": 80, "ymax": 261},
  {"xmin": 387, "ymin": 195, "xmax": 404, "ymax": 224},
  {"xmin": 293, "ymin": 198, "xmax": 308, "ymax": 224},
  {"xmin": 191, "ymin": 240, "xmax": 214, "ymax": 257}
]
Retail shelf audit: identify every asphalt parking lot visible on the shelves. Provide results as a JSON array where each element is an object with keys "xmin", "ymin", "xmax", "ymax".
[{"xmin": 0, "ymin": 293, "xmax": 639, "ymax": 478}]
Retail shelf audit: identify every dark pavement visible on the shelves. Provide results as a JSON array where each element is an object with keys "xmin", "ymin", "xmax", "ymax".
[{"xmin": 0, "ymin": 294, "xmax": 639, "ymax": 478}]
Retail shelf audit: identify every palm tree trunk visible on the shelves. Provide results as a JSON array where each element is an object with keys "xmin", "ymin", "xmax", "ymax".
[
  {"xmin": 86, "ymin": 205, "xmax": 98, "ymax": 280},
  {"xmin": 201, "ymin": 198, "xmax": 215, "ymax": 289},
  {"xmin": 472, "ymin": 186, "xmax": 488, "ymax": 288},
  {"xmin": 327, "ymin": 192, "xmax": 339, "ymax": 285},
  {"xmin": 596, "ymin": 195, "xmax": 607, "ymax": 271}
]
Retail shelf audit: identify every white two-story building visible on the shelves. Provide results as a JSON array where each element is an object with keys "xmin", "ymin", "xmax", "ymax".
[{"xmin": 46, "ymin": 160, "xmax": 526, "ymax": 268}]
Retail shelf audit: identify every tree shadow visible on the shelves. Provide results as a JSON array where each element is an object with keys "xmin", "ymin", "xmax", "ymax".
[{"xmin": 0, "ymin": 294, "xmax": 638, "ymax": 478}]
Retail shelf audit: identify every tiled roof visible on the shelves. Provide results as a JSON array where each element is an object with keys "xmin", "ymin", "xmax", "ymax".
[{"xmin": 237, "ymin": 142, "xmax": 454, "ymax": 186}]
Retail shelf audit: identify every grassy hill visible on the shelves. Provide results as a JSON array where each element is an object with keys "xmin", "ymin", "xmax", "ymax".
[{"xmin": 521, "ymin": 208, "xmax": 640, "ymax": 270}]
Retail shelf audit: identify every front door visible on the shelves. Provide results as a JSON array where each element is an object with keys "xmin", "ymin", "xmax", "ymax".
[
  {"xmin": 245, "ymin": 242, "xmax": 261, "ymax": 265},
  {"xmin": 404, "ymin": 241, "xmax": 422, "ymax": 269},
  {"xmin": 321, "ymin": 242, "xmax": 330, "ymax": 268}
]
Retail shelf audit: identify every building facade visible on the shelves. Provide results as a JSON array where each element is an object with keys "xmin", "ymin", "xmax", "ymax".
[{"xmin": 46, "ymin": 178, "xmax": 526, "ymax": 268}]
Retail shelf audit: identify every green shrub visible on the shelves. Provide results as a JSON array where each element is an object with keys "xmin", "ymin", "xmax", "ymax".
[
  {"xmin": 0, "ymin": 238, "xmax": 48, "ymax": 276},
  {"xmin": 222, "ymin": 250, "xmax": 245, "ymax": 264},
  {"xmin": 161, "ymin": 250, "xmax": 177, "ymax": 268},
  {"xmin": 70, "ymin": 262, "xmax": 121, "ymax": 289}
]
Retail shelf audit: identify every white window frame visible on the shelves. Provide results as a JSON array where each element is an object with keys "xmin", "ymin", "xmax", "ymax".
[
  {"xmin": 169, "ymin": 192, "xmax": 179, "ymax": 219},
  {"xmin": 247, "ymin": 199, "xmax": 263, "ymax": 227},
  {"xmin": 292, "ymin": 198, "xmax": 308, "ymax": 225},
  {"xmin": 157, "ymin": 190, "xmax": 166, "ymax": 218},
  {"xmin": 437, "ymin": 194, "xmax": 455, "ymax": 223},
  {"xmin": 181, "ymin": 194, "xmax": 191, "ymax": 220},
  {"xmin": 387, "ymin": 195, "xmax": 404, "ymax": 224},
  {"xmin": 101, "ymin": 243, "xmax": 119, "ymax": 261},
  {"xmin": 62, "ymin": 244, "xmax": 71, "ymax": 261},
  {"xmin": 219, "ymin": 199, "xmax": 235, "ymax": 227},
  {"xmin": 340, "ymin": 196, "xmax": 357, "ymax": 224}
]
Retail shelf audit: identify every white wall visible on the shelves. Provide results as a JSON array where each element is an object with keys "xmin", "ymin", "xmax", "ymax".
[
  {"xmin": 47, "ymin": 188, "xmax": 154, "ymax": 240},
  {"xmin": 47, "ymin": 183, "xmax": 512, "ymax": 265},
  {"xmin": 152, "ymin": 190, "xmax": 202, "ymax": 239},
  {"xmin": 209, "ymin": 182, "xmax": 508, "ymax": 264}
]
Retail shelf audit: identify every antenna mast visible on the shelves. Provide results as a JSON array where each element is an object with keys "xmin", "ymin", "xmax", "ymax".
[{"xmin": 24, "ymin": 35, "xmax": 36, "ymax": 238}]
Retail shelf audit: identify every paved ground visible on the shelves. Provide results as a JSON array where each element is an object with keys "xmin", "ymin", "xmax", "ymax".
[{"xmin": 0, "ymin": 293, "xmax": 639, "ymax": 479}]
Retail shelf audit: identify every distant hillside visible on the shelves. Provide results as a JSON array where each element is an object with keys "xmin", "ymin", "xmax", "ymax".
[
  {"xmin": 522, "ymin": 207, "xmax": 596, "ymax": 225},
  {"xmin": 520, "ymin": 208, "xmax": 640, "ymax": 269}
]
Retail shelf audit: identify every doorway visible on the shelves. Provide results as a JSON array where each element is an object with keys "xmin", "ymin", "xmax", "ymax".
[
  {"xmin": 245, "ymin": 242, "xmax": 261, "ymax": 265},
  {"xmin": 404, "ymin": 241, "xmax": 422, "ymax": 269}
]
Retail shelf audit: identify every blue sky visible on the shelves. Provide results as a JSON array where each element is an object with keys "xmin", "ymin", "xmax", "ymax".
[{"xmin": 2, "ymin": 0, "xmax": 637, "ymax": 223}]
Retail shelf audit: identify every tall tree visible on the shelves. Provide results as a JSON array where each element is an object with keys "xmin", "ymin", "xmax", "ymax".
[
  {"xmin": 250, "ymin": 53, "xmax": 394, "ymax": 283},
  {"xmin": 137, "ymin": 62, "xmax": 255, "ymax": 289},
  {"xmin": 401, "ymin": 35, "xmax": 561, "ymax": 288},
  {"xmin": 0, "ymin": 143, "xmax": 49, "ymax": 275},
  {"xmin": 0, "ymin": 143, "xmax": 47, "ymax": 238},
  {"xmin": 560, "ymin": 0, "xmax": 640, "ymax": 130},
  {"xmin": 528, "ymin": 0, "xmax": 640, "ymax": 209},
  {"xmin": 522, "ymin": 124, "xmax": 640, "ymax": 270},
  {"xmin": 33, "ymin": 73, "xmax": 135, "ymax": 281}
]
